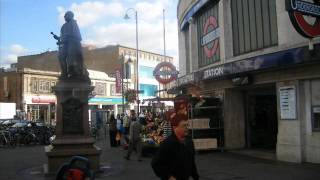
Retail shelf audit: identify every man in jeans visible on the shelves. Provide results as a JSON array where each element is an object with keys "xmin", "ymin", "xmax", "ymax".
[{"xmin": 124, "ymin": 110, "xmax": 142, "ymax": 161}]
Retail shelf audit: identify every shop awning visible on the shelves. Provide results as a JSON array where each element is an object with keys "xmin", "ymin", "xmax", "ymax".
[
  {"xmin": 89, "ymin": 97, "xmax": 126, "ymax": 105},
  {"xmin": 31, "ymin": 97, "xmax": 56, "ymax": 103}
]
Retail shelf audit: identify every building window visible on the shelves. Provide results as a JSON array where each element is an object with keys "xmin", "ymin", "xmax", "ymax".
[
  {"xmin": 139, "ymin": 66, "xmax": 154, "ymax": 78},
  {"xmin": 110, "ymin": 83, "xmax": 127, "ymax": 95},
  {"xmin": 231, "ymin": 0, "xmax": 278, "ymax": 56},
  {"xmin": 313, "ymin": 106, "xmax": 320, "ymax": 131},
  {"xmin": 94, "ymin": 82, "xmax": 106, "ymax": 95},
  {"xmin": 51, "ymin": 81, "xmax": 56, "ymax": 93},
  {"xmin": 185, "ymin": 23, "xmax": 191, "ymax": 71},
  {"xmin": 31, "ymin": 78, "xmax": 38, "ymax": 93},
  {"xmin": 139, "ymin": 84, "xmax": 157, "ymax": 97},
  {"xmin": 125, "ymin": 63, "xmax": 131, "ymax": 79},
  {"xmin": 110, "ymin": 84, "xmax": 116, "ymax": 96},
  {"xmin": 38, "ymin": 80, "xmax": 51, "ymax": 93},
  {"xmin": 312, "ymin": 80, "xmax": 320, "ymax": 131},
  {"xmin": 196, "ymin": 2, "xmax": 220, "ymax": 68},
  {"xmin": 3, "ymin": 76, "xmax": 7, "ymax": 91}
]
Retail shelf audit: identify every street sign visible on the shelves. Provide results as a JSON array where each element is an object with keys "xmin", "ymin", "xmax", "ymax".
[{"xmin": 153, "ymin": 62, "xmax": 179, "ymax": 84}]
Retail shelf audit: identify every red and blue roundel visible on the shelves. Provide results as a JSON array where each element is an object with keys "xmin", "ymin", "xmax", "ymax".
[
  {"xmin": 202, "ymin": 16, "xmax": 220, "ymax": 58},
  {"xmin": 286, "ymin": 0, "xmax": 320, "ymax": 38},
  {"xmin": 153, "ymin": 62, "xmax": 178, "ymax": 84}
]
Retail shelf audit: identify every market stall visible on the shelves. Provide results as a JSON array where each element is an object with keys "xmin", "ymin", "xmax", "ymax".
[{"xmin": 139, "ymin": 97, "xmax": 175, "ymax": 156}]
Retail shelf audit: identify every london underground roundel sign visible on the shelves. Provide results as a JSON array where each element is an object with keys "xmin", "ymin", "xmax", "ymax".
[
  {"xmin": 286, "ymin": 0, "xmax": 320, "ymax": 38},
  {"xmin": 153, "ymin": 62, "xmax": 179, "ymax": 84},
  {"xmin": 202, "ymin": 16, "xmax": 220, "ymax": 58}
]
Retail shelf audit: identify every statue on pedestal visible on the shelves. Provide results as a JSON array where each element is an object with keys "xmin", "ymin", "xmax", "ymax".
[
  {"xmin": 51, "ymin": 11, "xmax": 89, "ymax": 81},
  {"xmin": 46, "ymin": 11, "xmax": 100, "ymax": 174}
]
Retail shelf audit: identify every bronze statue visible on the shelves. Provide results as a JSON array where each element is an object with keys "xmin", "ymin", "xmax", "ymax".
[{"xmin": 51, "ymin": 11, "xmax": 89, "ymax": 80}]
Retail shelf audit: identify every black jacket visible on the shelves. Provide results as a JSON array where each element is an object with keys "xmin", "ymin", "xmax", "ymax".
[{"xmin": 151, "ymin": 133, "xmax": 199, "ymax": 180}]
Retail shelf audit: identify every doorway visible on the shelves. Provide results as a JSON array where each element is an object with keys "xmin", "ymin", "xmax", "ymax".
[{"xmin": 246, "ymin": 86, "xmax": 278, "ymax": 150}]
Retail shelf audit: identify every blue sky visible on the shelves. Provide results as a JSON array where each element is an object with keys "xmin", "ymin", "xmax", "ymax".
[{"xmin": 0, "ymin": 0, "xmax": 179, "ymax": 67}]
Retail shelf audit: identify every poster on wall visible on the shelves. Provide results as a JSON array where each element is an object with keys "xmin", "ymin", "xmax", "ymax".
[{"xmin": 279, "ymin": 86, "xmax": 297, "ymax": 120}]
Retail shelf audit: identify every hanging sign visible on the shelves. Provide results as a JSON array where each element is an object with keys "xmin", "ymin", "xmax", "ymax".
[
  {"xmin": 286, "ymin": 0, "xmax": 320, "ymax": 38},
  {"xmin": 115, "ymin": 69, "xmax": 122, "ymax": 94},
  {"xmin": 153, "ymin": 62, "xmax": 179, "ymax": 84}
]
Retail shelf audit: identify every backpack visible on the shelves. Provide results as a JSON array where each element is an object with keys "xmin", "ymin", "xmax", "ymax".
[
  {"xmin": 56, "ymin": 156, "xmax": 94, "ymax": 180},
  {"xmin": 66, "ymin": 169, "xmax": 85, "ymax": 180}
]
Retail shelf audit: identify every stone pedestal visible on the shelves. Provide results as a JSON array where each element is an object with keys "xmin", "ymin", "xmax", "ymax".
[{"xmin": 45, "ymin": 79, "xmax": 101, "ymax": 174}]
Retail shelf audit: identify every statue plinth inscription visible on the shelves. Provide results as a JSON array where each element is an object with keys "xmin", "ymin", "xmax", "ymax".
[
  {"xmin": 45, "ymin": 11, "xmax": 100, "ymax": 174},
  {"xmin": 62, "ymin": 98, "xmax": 84, "ymax": 134}
]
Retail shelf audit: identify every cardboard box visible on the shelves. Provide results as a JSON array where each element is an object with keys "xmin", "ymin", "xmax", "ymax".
[
  {"xmin": 193, "ymin": 138, "xmax": 217, "ymax": 150},
  {"xmin": 188, "ymin": 118, "xmax": 210, "ymax": 129}
]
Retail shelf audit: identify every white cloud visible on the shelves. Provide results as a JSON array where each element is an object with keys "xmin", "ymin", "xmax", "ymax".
[
  {"xmin": 10, "ymin": 44, "xmax": 27, "ymax": 55},
  {"xmin": 57, "ymin": 1, "xmax": 124, "ymax": 27},
  {"xmin": 56, "ymin": 0, "xmax": 179, "ymax": 64},
  {"xmin": 89, "ymin": 19, "xmax": 178, "ymax": 58},
  {"xmin": 0, "ymin": 44, "xmax": 28, "ymax": 68}
]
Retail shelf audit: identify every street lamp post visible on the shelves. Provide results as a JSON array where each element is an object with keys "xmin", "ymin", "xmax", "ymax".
[
  {"xmin": 121, "ymin": 55, "xmax": 125, "ymax": 114},
  {"xmin": 124, "ymin": 8, "xmax": 140, "ymax": 114},
  {"xmin": 121, "ymin": 55, "xmax": 132, "ymax": 114}
]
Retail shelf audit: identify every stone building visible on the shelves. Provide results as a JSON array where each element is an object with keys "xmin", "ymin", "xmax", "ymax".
[
  {"xmin": 0, "ymin": 68, "xmax": 133, "ymax": 125},
  {"xmin": 174, "ymin": 0, "xmax": 320, "ymax": 163}
]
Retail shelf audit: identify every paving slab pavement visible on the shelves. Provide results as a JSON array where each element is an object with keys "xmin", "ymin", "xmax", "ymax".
[{"xmin": 0, "ymin": 138, "xmax": 320, "ymax": 180}]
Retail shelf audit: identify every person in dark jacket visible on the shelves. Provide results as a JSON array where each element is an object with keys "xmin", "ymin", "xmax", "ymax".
[
  {"xmin": 109, "ymin": 114, "xmax": 117, "ymax": 147},
  {"xmin": 151, "ymin": 119, "xmax": 199, "ymax": 180}
]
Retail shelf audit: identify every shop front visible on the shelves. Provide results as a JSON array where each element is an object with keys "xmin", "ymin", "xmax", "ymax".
[
  {"xmin": 25, "ymin": 95, "xmax": 56, "ymax": 126},
  {"xmin": 89, "ymin": 97, "xmax": 128, "ymax": 116}
]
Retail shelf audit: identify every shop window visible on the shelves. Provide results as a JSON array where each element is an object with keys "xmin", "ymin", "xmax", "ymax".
[
  {"xmin": 231, "ymin": 0, "xmax": 278, "ymax": 56},
  {"xmin": 196, "ymin": 2, "xmax": 220, "ymax": 68}
]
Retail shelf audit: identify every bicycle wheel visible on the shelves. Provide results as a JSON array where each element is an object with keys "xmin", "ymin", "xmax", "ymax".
[
  {"xmin": 0, "ymin": 135, "xmax": 7, "ymax": 147},
  {"xmin": 24, "ymin": 134, "xmax": 32, "ymax": 145}
]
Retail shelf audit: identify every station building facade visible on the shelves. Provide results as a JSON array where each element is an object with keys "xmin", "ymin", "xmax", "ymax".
[{"xmin": 175, "ymin": 0, "xmax": 320, "ymax": 163}]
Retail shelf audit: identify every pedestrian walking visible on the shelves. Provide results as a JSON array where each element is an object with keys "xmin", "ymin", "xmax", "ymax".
[
  {"xmin": 124, "ymin": 110, "xmax": 142, "ymax": 161},
  {"xmin": 122, "ymin": 113, "xmax": 130, "ymax": 146},
  {"xmin": 109, "ymin": 114, "xmax": 117, "ymax": 147},
  {"xmin": 151, "ymin": 118, "xmax": 199, "ymax": 180},
  {"xmin": 116, "ymin": 114, "xmax": 123, "ymax": 146}
]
